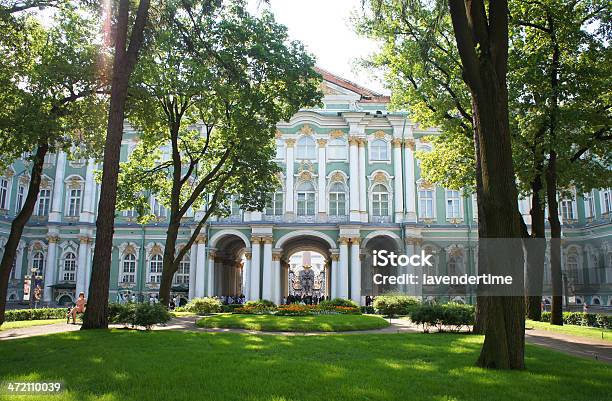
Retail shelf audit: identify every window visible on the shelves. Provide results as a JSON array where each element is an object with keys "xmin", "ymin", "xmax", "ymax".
[
  {"xmin": 370, "ymin": 139, "xmax": 389, "ymax": 161},
  {"xmin": 149, "ymin": 254, "xmax": 163, "ymax": 283},
  {"xmin": 296, "ymin": 181, "xmax": 315, "ymax": 216},
  {"xmin": 174, "ymin": 255, "xmax": 190, "ymax": 285},
  {"xmin": 602, "ymin": 190, "xmax": 611, "ymax": 214},
  {"xmin": 31, "ymin": 251, "xmax": 44, "ymax": 275},
  {"xmin": 372, "ymin": 184, "xmax": 389, "ymax": 216},
  {"xmin": 328, "ymin": 139, "xmax": 347, "ymax": 160},
  {"xmin": 9, "ymin": 259, "xmax": 16, "ymax": 280},
  {"xmin": 329, "ymin": 182, "xmax": 346, "ymax": 216},
  {"xmin": 419, "ymin": 189, "xmax": 434, "ymax": 219},
  {"xmin": 266, "ymin": 193, "xmax": 283, "ymax": 216},
  {"xmin": 122, "ymin": 209, "xmax": 137, "ymax": 218},
  {"xmin": 446, "ymin": 190, "xmax": 462, "ymax": 219},
  {"xmin": 296, "ymin": 136, "xmax": 316, "ymax": 160},
  {"xmin": 35, "ymin": 188, "xmax": 51, "ymax": 216},
  {"xmin": 566, "ymin": 254, "xmax": 582, "ymax": 284},
  {"xmin": 152, "ymin": 198, "xmax": 167, "ymax": 218},
  {"xmin": 62, "ymin": 252, "xmax": 77, "ymax": 281},
  {"xmin": 67, "ymin": 188, "xmax": 82, "ymax": 217},
  {"xmin": 121, "ymin": 253, "xmax": 136, "ymax": 284},
  {"xmin": 275, "ymin": 140, "xmax": 285, "ymax": 160},
  {"xmin": 16, "ymin": 185, "xmax": 26, "ymax": 212},
  {"xmin": 561, "ymin": 199, "xmax": 575, "ymax": 221},
  {"xmin": 584, "ymin": 192, "xmax": 595, "ymax": 219},
  {"xmin": 448, "ymin": 255, "xmax": 464, "ymax": 275},
  {"xmin": 0, "ymin": 177, "xmax": 9, "ymax": 209},
  {"xmin": 230, "ymin": 196, "xmax": 241, "ymax": 216}
]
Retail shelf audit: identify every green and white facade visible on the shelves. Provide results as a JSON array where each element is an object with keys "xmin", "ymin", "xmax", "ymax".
[{"xmin": 2, "ymin": 69, "xmax": 611, "ymax": 306}]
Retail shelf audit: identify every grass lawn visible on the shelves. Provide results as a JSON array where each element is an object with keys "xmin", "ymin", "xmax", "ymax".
[
  {"xmin": 526, "ymin": 319, "xmax": 612, "ymax": 342},
  {"xmin": 196, "ymin": 313, "xmax": 390, "ymax": 332},
  {"xmin": 1, "ymin": 319, "xmax": 66, "ymax": 331},
  {"xmin": 0, "ymin": 330, "xmax": 610, "ymax": 401}
]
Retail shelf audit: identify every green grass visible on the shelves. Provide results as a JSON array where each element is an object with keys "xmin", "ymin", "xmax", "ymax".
[
  {"xmin": 170, "ymin": 311, "xmax": 196, "ymax": 317},
  {"xmin": 0, "ymin": 330, "xmax": 610, "ymax": 401},
  {"xmin": 196, "ymin": 313, "xmax": 390, "ymax": 332},
  {"xmin": 1, "ymin": 319, "xmax": 66, "ymax": 331},
  {"xmin": 526, "ymin": 319, "xmax": 612, "ymax": 342}
]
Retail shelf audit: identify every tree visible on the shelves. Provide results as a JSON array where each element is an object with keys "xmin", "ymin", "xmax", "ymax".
[
  {"xmin": 117, "ymin": 0, "xmax": 321, "ymax": 306},
  {"xmin": 0, "ymin": 7, "xmax": 106, "ymax": 326},
  {"xmin": 83, "ymin": 0, "xmax": 151, "ymax": 330}
]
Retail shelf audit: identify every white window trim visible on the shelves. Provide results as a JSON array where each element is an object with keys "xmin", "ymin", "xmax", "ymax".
[
  {"xmin": 60, "ymin": 251, "xmax": 77, "ymax": 282},
  {"xmin": 148, "ymin": 253, "xmax": 164, "ymax": 284},
  {"xmin": 417, "ymin": 186, "xmax": 437, "ymax": 220},
  {"xmin": 295, "ymin": 136, "xmax": 317, "ymax": 161},
  {"xmin": 64, "ymin": 176, "xmax": 84, "ymax": 217},
  {"xmin": 0, "ymin": 175, "xmax": 12, "ymax": 210},
  {"xmin": 584, "ymin": 191, "xmax": 595, "ymax": 219},
  {"xmin": 368, "ymin": 138, "xmax": 391, "ymax": 163},
  {"xmin": 600, "ymin": 189, "xmax": 612, "ymax": 215},
  {"xmin": 326, "ymin": 138, "xmax": 348, "ymax": 162},
  {"xmin": 328, "ymin": 181, "xmax": 348, "ymax": 216},
  {"xmin": 265, "ymin": 192, "xmax": 284, "ymax": 216},
  {"xmin": 120, "ymin": 253, "xmax": 138, "ymax": 284},
  {"xmin": 35, "ymin": 186, "xmax": 52, "ymax": 216},
  {"xmin": 369, "ymin": 183, "xmax": 392, "ymax": 217},
  {"xmin": 445, "ymin": 189, "xmax": 464, "ymax": 221},
  {"xmin": 295, "ymin": 180, "xmax": 317, "ymax": 216}
]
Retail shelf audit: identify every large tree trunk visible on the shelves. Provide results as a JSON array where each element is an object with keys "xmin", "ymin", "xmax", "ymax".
[
  {"xmin": 159, "ymin": 218, "xmax": 180, "ymax": 306},
  {"xmin": 0, "ymin": 143, "xmax": 48, "ymax": 326},
  {"xmin": 546, "ymin": 152, "xmax": 563, "ymax": 325},
  {"xmin": 525, "ymin": 174, "xmax": 546, "ymax": 321},
  {"xmin": 83, "ymin": 0, "xmax": 150, "ymax": 330},
  {"xmin": 449, "ymin": 0, "xmax": 525, "ymax": 369},
  {"xmin": 472, "ymin": 103, "xmax": 486, "ymax": 335}
]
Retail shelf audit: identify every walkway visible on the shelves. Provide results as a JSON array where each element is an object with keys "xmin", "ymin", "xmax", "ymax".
[{"xmin": 2, "ymin": 316, "xmax": 611, "ymax": 364}]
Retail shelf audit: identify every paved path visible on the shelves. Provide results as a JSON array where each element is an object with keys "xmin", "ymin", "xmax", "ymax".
[{"xmin": 2, "ymin": 316, "xmax": 611, "ymax": 364}]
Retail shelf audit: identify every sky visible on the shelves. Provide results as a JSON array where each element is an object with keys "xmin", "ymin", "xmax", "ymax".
[{"xmin": 248, "ymin": 0, "xmax": 388, "ymax": 94}]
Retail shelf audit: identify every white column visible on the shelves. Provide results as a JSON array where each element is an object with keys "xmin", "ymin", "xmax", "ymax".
[
  {"xmin": 243, "ymin": 251, "xmax": 252, "ymax": 300},
  {"xmin": 207, "ymin": 251, "xmax": 215, "ymax": 296},
  {"xmin": 317, "ymin": 139, "xmax": 327, "ymax": 219},
  {"xmin": 76, "ymin": 235, "xmax": 90, "ymax": 295},
  {"xmin": 79, "ymin": 159, "xmax": 95, "ymax": 223},
  {"xmin": 49, "ymin": 151, "xmax": 66, "ymax": 222},
  {"xmin": 405, "ymin": 140, "xmax": 417, "ymax": 222},
  {"xmin": 338, "ymin": 237, "xmax": 349, "ymax": 299},
  {"xmin": 348, "ymin": 137, "xmax": 360, "ymax": 221},
  {"xmin": 350, "ymin": 238, "xmax": 362, "ymax": 305},
  {"xmin": 393, "ymin": 139, "xmax": 404, "ymax": 222},
  {"xmin": 330, "ymin": 253, "xmax": 339, "ymax": 299},
  {"xmin": 261, "ymin": 237, "xmax": 273, "ymax": 301},
  {"xmin": 285, "ymin": 139, "xmax": 295, "ymax": 218},
  {"xmin": 272, "ymin": 253, "xmax": 282, "ymax": 305},
  {"xmin": 43, "ymin": 235, "xmax": 59, "ymax": 302},
  {"xmin": 250, "ymin": 237, "xmax": 261, "ymax": 300},
  {"xmin": 195, "ymin": 239, "xmax": 206, "ymax": 297},
  {"xmin": 358, "ymin": 140, "xmax": 368, "ymax": 222},
  {"xmin": 85, "ymin": 244, "xmax": 93, "ymax": 297},
  {"xmin": 188, "ymin": 244, "xmax": 197, "ymax": 299}
]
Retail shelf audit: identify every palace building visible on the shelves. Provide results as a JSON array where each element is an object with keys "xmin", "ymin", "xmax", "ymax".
[{"xmin": 1, "ymin": 68, "xmax": 611, "ymax": 307}]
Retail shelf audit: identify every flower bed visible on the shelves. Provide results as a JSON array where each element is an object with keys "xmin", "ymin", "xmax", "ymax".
[{"xmin": 233, "ymin": 302, "xmax": 361, "ymax": 316}]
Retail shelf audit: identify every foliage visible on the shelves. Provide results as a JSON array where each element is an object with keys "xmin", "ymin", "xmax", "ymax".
[
  {"xmin": 318, "ymin": 298, "xmax": 359, "ymax": 308},
  {"xmin": 107, "ymin": 302, "xmax": 170, "ymax": 329},
  {"xmin": 372, "ymin": 295, "xmax": 420, "ymax": 317},
  {"xmin": 409, "ymin": 303, "xmax": 475, "ymax": 333},
  {"xmin": 220, "ymin": 304, "xmax": 244, "ymax": 313},
  {"xmin": 245, "ymin": 299, "xmax": 276, "ymax": 308},
  {"xmin": 234, "ymin": 303, "xmax": 361, "ymax": 316},
  {"xmin": 184, "ymin": 297, "xmax": 222, "ymax": 315},
  {"xmin": 541, "ymin": 312, "xmax": 612, "ymax": 329},
  {"xmin": 3, "ymin": 307, "xmax": 67, "ymax": 322}
]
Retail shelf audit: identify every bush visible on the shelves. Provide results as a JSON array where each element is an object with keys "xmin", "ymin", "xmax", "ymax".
[
  {"xmin": 221, "ymin": 304, "xmax": 244, "ymax": 313},
  {"xmin": 133, "ymin": 303, "xmax": 171, "ymax": 330},
  {"xmin": 4, "ymin": 308, "xmax": 67, "ymax": 322},
  {"xmin": 533, "ymin": 311, "xmax": 612, "ymax": 329},
  {"xmin": 408, "ymin": 303, "xmax": 475, "ymax": 332},
  {"xmin": 541, "ymin": 311, "xmax": 551, "ymax": 322},
  {"xmin": 596, "ymin": 314, "xmax": 612, "ymax": 329},
  {"xmin": 319, "ymin": 298, "xmax": 357, "ymax": 308},
  {"xmin": 373, "ymin": 295, "xmax": 420, "ymax": 317},
  {"xmin": 361, "ymin": 306, "xmax": 375, "ymax": 314},
  {"xmin": 245, "ymin": 299, "xmax": 276, "ymax": 308},
  {"xmin": 173, "ymin": 306, "xmax": 188, "ymax": 313},
  {"xmin": 275, "ymin": 304, "xmax": 317, "ymax": 316},
  {"xmin": 185, "ymin": 297, "xmax": 222, "ymax": 315}
]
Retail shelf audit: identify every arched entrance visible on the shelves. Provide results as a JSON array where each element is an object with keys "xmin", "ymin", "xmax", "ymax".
[
  {"xmin": 362, "ymin": 233, "xmax": 404, "ymax": 296},
  {"xmin": 277, "ymin": 234, "xmax": 333, "ymax": 304},
  {"xmin": 210, "ymin": 233, "xmax": 249, "ymax": 300}
]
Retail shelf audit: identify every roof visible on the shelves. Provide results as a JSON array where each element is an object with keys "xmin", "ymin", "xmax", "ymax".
[{"xmin": 314, "ymin": 67, "xmax": 390, "ymax": 103}]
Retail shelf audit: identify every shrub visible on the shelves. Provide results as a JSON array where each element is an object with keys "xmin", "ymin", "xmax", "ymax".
[
  {"xmin": 185, "ymin": 297, "xmax": 222, "ymax": 315},
  {"xmin": 173, "ymin": 306, "xmax": 188, "ymax": 312},
  {"xmin": 360, "ymin": 306, "xmax": 375, "ymax": 314},
  {"xmin": 596, "ymin": 314, "xmax": 612, "ymax": 329},
  {"xmin": 133, "ymin": 303, "xmax": 171, "ymax": 330},
  {"xmin": 275, "ymin": 304, "xmax": 317, "ymax": 316},
  {"xmin": 234, "ymin": 305, "xmax": 275, "ymax": 315},
  {"xmin": 373, "ymin": 295, "xmax": 420, "ymax": 317},
  {"xmin": 4, "ymin": 308, "xmax": 67, "ymax": 322},
  {"xmin": 408, "ymin": 303, "xmax": 474, "ymax": 332},
  {"xmin": 245, "ymin": 299, "xmax": 276, "ymax": 308},
  {"xmin": 221, "ymin": 304, "xmax": 244, "ymax": 313},
  {"xmin": 319, "ymin": 298, "xmax": 357, "ymax": 308},
  {"xmin": 409, "ymin": 304, "xmax": 442, "ymax": 333},
  {"xmin": 332, "ymin": 306, "xmax": 361, "ymax": 315},
  {"xmin": 541, "ymin": 311, "xmax": 551, "ymax": 322}
]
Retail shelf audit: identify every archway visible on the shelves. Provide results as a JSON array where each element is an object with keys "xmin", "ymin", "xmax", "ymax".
[
  {"xmin": 278, "ymin": 234, "xmax": 333, "ymax": 304},
  {"xmin": 361, "ymin": 234, "xmax": 404, "ymax": 297},
  {"xmin": 211, "ymin": 233, "xmax": 249, "ymax": 300}
]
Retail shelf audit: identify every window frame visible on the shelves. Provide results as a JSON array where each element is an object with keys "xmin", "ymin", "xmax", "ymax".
[{"xmin": 296, "ymin": 136, "xmax": 316, "ymax": 160}]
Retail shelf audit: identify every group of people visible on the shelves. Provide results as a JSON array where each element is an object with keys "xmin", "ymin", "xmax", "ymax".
[
  {"xmin": 283, "ymin": 294, "xmax": 329, "ymax": 305},
  {"xmin": 216, "ymin": 295, "xmax": 246, "ymax": 305}
]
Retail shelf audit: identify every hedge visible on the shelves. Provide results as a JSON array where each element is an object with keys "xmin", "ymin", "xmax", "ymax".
[
  {"xmin": 373, "ymin": 295, "xmax": 420, "ymax": 317},
  {"xmin": 184, "ymin": 297, "xmax": 222, "ymax": 315},
  {"xmin": 4, "ymin": 308, "xmax": 67, "ymax": 322},
  {"xmin": 107, "ymin": 303, "xmax": 171, "ymax": 330},
  {"xmin": 409, "ymin": 302, "xmax": 475, "ymax": 332},
  {"xmin": 540, "ymin": 311, "xmax": 612, "ymax": 329}
]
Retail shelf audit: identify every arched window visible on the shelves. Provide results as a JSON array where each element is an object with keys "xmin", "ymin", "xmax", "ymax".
[
  {"xmin": 448, "ymin": 255, "xmax": 464, "ymax": 275},
  {"xmin": 419, "ymin": 189, "xmax": 434, "ymax": 219},
  {"xmin": 372, "ymin": 184, "xmax": 389, "ymax": 216},
  {"xmin": 149, "ymin": 254, "xmax": 163, "ymax": 283},
  {"xmin": 296, "ymin": 136, "xmax": 316, "ymax": 160},
  {"xmin": 266, "ymin": 192, "xmax": 283, "ymax": 216},
  {"xmin": 174, "ymin": 255, "xmax": 190, "ymax": 285},
  {"xmin": 328, "ymin": 139, "xmax": 347, "ymax": 160},
  {"xmin": 370, "ymin": 139, "xmax": 389, "ymax": 161},
  {"xmin": 329, "ymin": 182, "xmax": 346, "ymax": 216},
  {"xmin": 35, "ymin": 188, "xmax": 51, "ymax": 216},
  {"xmin": 31, "ymin": 251, "xmax": 45, "ymax": 276},
  {"xmin": 296, "ymin": 181, "xmax": 315, "ymax": 216},
  {"xmin": 592, "ymin": 297, "xmax": 601, "ymax": 305},
  {"xmin": 567, "ymin": 254, "xmax": 582, "ymax": 284},
  {"xmin": 62, "ymin": 252, "xmax": 76, "ymax": 281},
  {"xmin": 121, "ymin": 253, "xmax": 136, "ymax": 284}
]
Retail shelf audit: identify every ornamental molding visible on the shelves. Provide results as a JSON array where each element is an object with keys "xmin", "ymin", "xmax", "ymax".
[
  {"xmin": 392, "ymin": 138, "xmax": 402, "ymax": 148},
  {"xmin": 47, "ymin": 235, "xmax": 60, "ymax": 244},
  {"xmin": 40, "ymin": 177, "xmax": 52, "ymax": 189},
  {"xmin": 146, "ymin": 242, "xmax": 164, "ymax": 256},
  {"xmin": 298, "ymin": 170, "xmax": 314, "ymax": 181},
  {"xmin": 329, "ymin": 130, "xmax": 345, "ymax": 139},
  {"xmin": 299, "ymin": 124, "xmax": 314, "ymax": 136},
  {"xmin": 195, "ymin": 235, "xmax": 207, "ymax": 244},
  {"xmin": 275, "ymin": 130, "xmax": 283, "ymax": 139},
  {"xmin": 373, "ymin": 130, "xmax": 387, "ymax": 139},
  {"xmin": 118, "ymin": 241, "xmax": 140, "ymax": 258},
  {"xmin": 348, "ymin": 136, "xmax": 360, "ymax": 146},
  {"xmin": 299, "ymin": 160, "xmax": 314, "ymax": 173},
  {"xmin": 338, "ymin": 237, "xmax": 350, "ymax": 245},
  {"xmin": 372, "ymin": 171, "xmax": 388, "ymax": 184},
  {"xmin": 66, "ymin": 176, "xmax": 83, "ymax": 189},
  {"xmin": 417, "ymin": 179, "xmax": 434, "ymax": 190},
  {"xmin": 19, "ymin": 175, "xmax": 30, "ymax": 185},
  {"xmin": 329, "ymin": 171, "xmax": 345, "ymax": 183},
  {"xmin": 404, "ymin": 139, "xmax": 415, "ymax": 150},
  {"xmin": 59, "ymin": 240, "xmax": 78, "ymax": 251},
  {"xmin": 79, "ymin": 235, "xmax": 92, "ymax": 245},
  {"xmin": 317, "ymin": 138, "xmax": 327, "ymax": 147},
  {"xmin": 285, "ymin": 138, "xmax": 296, "ymax": 147}
]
